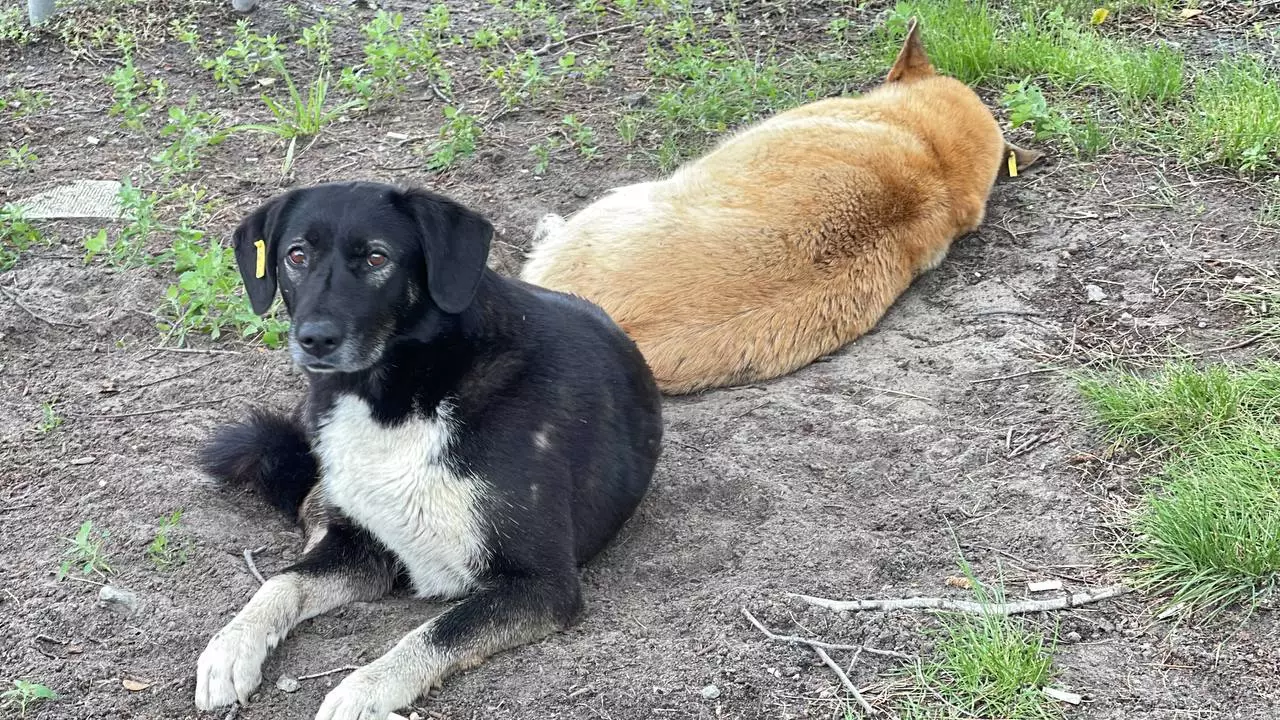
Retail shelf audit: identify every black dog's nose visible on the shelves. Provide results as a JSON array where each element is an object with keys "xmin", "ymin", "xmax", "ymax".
[{"xmin": 296, "ymin": 320, "xmax": 343, "ymax": 357}]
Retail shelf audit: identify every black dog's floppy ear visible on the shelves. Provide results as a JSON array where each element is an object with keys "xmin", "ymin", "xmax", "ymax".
[
  {"xmin": 232, "ymin": 192, "xmax": 295, "ymax": 315},
  {"xmin": 396, "ymin": 188, "xmax": 493, "ymax": 314}
]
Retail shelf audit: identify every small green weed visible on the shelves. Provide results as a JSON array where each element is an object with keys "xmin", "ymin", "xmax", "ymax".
[
  {"xmin": 59, "ymin": 520, "xmax": 111, "ymax": 579},
  {"xmin": 2, "ymin": 88, "xmax": 49, "ymax": 117},
  {"xmin": 84, "ymin": 180, "xmax": 161, "ymax": 267},
  {"xmin": 0, "ymin": 6, "xmax": 33, "ymax": 45},
  {"xmin": 2, "ymin": 681, "xmax": 57, "ymax": 719},
  {"xmin": 205, "ymin": 20, "xmax": 284, "ymax": 90},
  {"xmin": 37, "ymin": 400, "xmax": 63, "ymax": 434},
  {"xmin": 487, "ymin": 51, "xmax": 550, "ymax": 108},
  {"xmin": 160, "ymin": 227, "xmax": 289, "ymax": 348},
  {"xmin": 1, "ymin": 204, "xmax": 43, "ymax": 272},
  {"xmin": 616, "ymin": 113, "xmax": 641, "ymax": 145},
  {"xmin": 147, "ymin": 509, "xmax": 189, "ymax": 569},
  {"xmin": 561, "ymin": 114, "xmax": 599, "ymax": 158},
  {"xmin": 471, "ymin": 27, "xmax": 499, "ymax": 49},
  {"xmin": 342, "ymin": 11, "xmax": 449, "ymax": 101},
  {"xmin": 107, "ymin": 52, "xmax": 165, "ymax": 130},
  {"xmin": 426, "ymin": 106, "xmax": 482, "ymax": 171},
  {"xmin": 1002, "ymin": 78, "xmax": 1070, "ymax": 141},
  {"xmin": 153, "ymin": 99, "xmax": 226, "ymax": 176},
  {"xmin": 298, "ymin": 17, "xmax": 333, "ymax": 65},
  {"xmin": 3, "ymin": 144, "xmax": 39, "ymax": 171},
  {"xmin": 529, "ymin": 137, "xmax": 560, "ymax": 174}
]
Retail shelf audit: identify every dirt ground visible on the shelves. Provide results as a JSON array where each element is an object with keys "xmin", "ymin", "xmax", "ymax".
[{"xmin": 3, "ymin": 1, "xmax": 1279, "ymax": 719}]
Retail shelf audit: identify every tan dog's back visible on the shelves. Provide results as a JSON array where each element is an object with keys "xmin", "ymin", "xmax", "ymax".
[{"xmin": 521, "ymin": 20, "xmax": 1040, "ymax": 394}]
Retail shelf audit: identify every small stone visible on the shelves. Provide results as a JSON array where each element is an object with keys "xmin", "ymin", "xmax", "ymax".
[
  {"xmin": 622, "ymin": 92, "xmax": 649, "ymax": 107},
  {"xmin": 69, "ymin": 456, "xmax": 95, "ymax": 465},
  {"xmin": 276, "ymin": 675, "xmax": 300, "ymax": 693},
  {"xmin": 1119, "ymin": 312, "xmax": 1133, "ymax": 322},
  {"xmin": 699, "ymin": 684, "xmax": 721, "ymax": 699},
  {"xmin": 571, "ymin": 185, "xmax": 591, "ymax": 199},
  {"xmin": 1065, "ymin": 631, "xmax": 1082, "ymax": 643},
  {"xmin": 1084, "ymin": 284, "xmax": 1107, "ymax": 303},
  {"xmin": 98, "ymin": 585, "xmax": 138, "ymax": 616},
  {"xmin": 1066, "ymin": 243, "xmax": 1080, "ymax": 253}
]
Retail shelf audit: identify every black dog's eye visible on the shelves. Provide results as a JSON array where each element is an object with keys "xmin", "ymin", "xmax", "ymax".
[
  {"xmin": 367, "ymin": 252, "xmax": 388, "ymax": 268},
  {"xmin": 286, "ymin": 247, "xmax": 307, "ymax": 266}
]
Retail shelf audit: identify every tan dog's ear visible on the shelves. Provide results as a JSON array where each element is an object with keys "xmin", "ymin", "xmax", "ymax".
[
  {"xmin": 885, "ymin": 17, "xmax": 935, "ymax": 84},
  {"xmin": 999, "ymin": 142, "xmax": 1045, "ymax": 179}
]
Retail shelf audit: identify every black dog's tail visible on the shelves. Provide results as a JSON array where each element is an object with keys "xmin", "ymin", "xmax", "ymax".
[{"xmin": 199, "ymin": 408, "xmax": 318, "ymax": 519}]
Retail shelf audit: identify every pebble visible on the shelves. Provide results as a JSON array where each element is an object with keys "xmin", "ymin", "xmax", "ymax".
[
  {"xmin": 623, "ymin": 92, "xmax": 649, "ymax": 107},
  {"xmin": 276, "ymin": 675, "xmax": 300, "ymax": 693},
  {"xmin": 1065, "ymin": 631, "xmax": 1082, "ymax": 643},
  {"xmin": 1084, "ymin": 284, "xmax": 1108, "ymax": 303},
  {"xmin": 699, "ymin": 684, "xmax": 721, "ymax": 700},
  {"xmin": 98, "ymin": 585, "xmax": 138, "ymax": 616}
]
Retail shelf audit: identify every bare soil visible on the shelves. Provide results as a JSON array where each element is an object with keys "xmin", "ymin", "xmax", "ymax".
[{"xmin": 2, "ymin": 2, "xmax": 1279, "ymax": 719}]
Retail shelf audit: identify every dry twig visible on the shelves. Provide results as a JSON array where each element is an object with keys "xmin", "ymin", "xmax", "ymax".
[
  {"xmin": 298, "ymin": 665, "xmax": 360, "ymax": 681},
  {"xmin": 531, "ymin": 23, "xmax": 639, "ymax": 56},
  {"xmin": 813, "ymin": 646, "xmax": 875, "ymax": 716},
  {"xmin": 791, "ymin": 584, "xmax": 1130, "ymax": 616},
  {"xmin": 242, "ymin": 549, "xmax": 266, "ymax": 586},
  {"xmin": 740, "ymin": 607, "xmax": 912, "ymax": 660}
]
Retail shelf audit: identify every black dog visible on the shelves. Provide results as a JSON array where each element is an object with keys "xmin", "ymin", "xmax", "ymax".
[{"xmin": 193, "ymin": 181, "xmax": 662, "ymax": 720}]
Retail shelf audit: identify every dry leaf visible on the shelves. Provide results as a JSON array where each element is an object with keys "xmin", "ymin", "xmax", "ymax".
[
  {"xmin": 122, "ymin": 679, "xmax": 151, "ymax": 692},
  {"xmin": 1090, "ymin": 7, "xmax": 1109, "ymax": 25},
  {"xmin": 945, "ymin": 575, "xmax": 973, "ymax": 589},
  {"xmin": 1028, "ymin": 579, "xmax": 1064, "ymax": 593},
  {"xmin": 1179, "ymin": 8, "xmax": 1203, "ymax": 19},
  {"xmin": 1043, "ymin": 686, "xmax": 1083, "ymax": 704}
]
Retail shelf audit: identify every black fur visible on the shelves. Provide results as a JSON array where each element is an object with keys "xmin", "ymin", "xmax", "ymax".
[
  {"xmin": 198, "ymin": 408, "xmax": 317, "ymax": 518},
  {"xmin": 197, "ymin": 180, "xmax": 663, "ymax": 715}
]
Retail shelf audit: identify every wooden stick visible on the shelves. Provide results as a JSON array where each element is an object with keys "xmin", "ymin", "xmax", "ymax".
[
  {"xmin": 0, "ymin": 284, "xmax": 81, "ymax": 329},
  {"xmin": 790, "ymin": 584, "xmax": 1130, "ymax": 616},
  {"xmin": 297, "ymin": 665, "xmax": 359, "ymax": 681},
  {"xmin": 813, "ymin": 646, "xmax": 874, "ymax": 716},
  {"xmin": 82, "ymin": 395, "xmax": 237, "ymax": 420},
  {"xmin": 532, "ymin": 23, "xmax": 639, "ymax": 56},
  {"xmin": 740, "ymin": 607, "xmax": 912, "ymax": 660},
  {"xmin": 242, "ymin": 549, "xmax": 266, "ymax": 586}
]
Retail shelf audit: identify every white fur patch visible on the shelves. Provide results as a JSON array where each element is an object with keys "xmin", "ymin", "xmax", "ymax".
[
  {"xmin": 195, "ymin": 575, "xmax": 301, "ymax": 710},
  {"xmin": 315, "ymin": 395, "xmax": 488, "ymax": 599}
]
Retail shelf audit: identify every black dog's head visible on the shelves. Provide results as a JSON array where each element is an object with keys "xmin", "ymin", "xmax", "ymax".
[{"xmin": 231, "ymin": 181, "xmax": 493, "ymax": 374}]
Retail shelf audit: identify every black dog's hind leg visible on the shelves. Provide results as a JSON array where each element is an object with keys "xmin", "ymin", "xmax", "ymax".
[
  {"xmin": 314, "ymin": 572, "xmax": 583, "ymax": 720},
  {"xmin": 195, "ymin": 524, "xmax": 398, "ymax": 711}
]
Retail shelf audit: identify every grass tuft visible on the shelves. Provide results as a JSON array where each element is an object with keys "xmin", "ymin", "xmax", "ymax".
[
  {"xmin": 1081, "ymin": 362, "xmax": 1280, "ymax": 618},
  {"xmin": 1185, "ymin": 56, "xmax": 1280, "ymax": 174},
  {"xmin": 896, "ymin": 560, "xmax": 1061, "ymax": 719}
]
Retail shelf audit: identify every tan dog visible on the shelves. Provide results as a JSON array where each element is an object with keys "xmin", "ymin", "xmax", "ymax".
[{"xmin": 521, "ymin": 18, "xmax": 1042, "ymax": 394}]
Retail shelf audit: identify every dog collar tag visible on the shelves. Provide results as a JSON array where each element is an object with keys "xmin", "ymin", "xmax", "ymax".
[
  {"xmin": 1007, "ymin": 150, "xmax": 1018, "ymax": 178},
  {"xmin": 254, "ymin": 239, "xmax": 267, "ymax": 278}
]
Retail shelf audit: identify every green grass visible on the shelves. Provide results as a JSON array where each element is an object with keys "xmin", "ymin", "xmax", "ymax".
[
  {"xmin": 58, "ymin": 520, "xmax": 111, "ymax": 579},
  {"xmin": 147, "ymin": 509, "xmax": 189, "ymax": 569},
  {"xmin": 895, "ymin": 562, "xmax": 1061, "ymax": 719},
  {"xmin": 425, "ymin": 105, "xmax": 482, "ymax": 171},
  {"xmin": 1080, "ymin": 362, "xmax": 1280, "ymax": 618},
  {"xmin": 879, "ymin": 0, "xmax": 1184, "ymax": 104},
  {"xmin": 2, "ymin": 681, "xmax": 57, "ymax": 719},
  {"xmin": 1185, "ymin": 56, "xmax": 1280, "ymax": 173},
  {"xmin": 243, "ymin": 61, "xmax": 359, "ymax": 141}
]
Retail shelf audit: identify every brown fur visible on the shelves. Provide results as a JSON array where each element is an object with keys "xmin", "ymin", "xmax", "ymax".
[{"xmin": 520, "ymin": 19, "xmax": 1042, "ymax": 394}]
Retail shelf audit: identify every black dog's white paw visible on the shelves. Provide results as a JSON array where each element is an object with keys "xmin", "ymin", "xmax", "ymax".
[{"xmin": 195, "ymin": 620, "xmax": 272, "ymax": 710}]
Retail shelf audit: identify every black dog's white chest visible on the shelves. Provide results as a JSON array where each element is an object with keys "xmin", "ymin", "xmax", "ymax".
[{"xmin": 314, "ymin": 395, "xmax": 487, "ymax": 599}]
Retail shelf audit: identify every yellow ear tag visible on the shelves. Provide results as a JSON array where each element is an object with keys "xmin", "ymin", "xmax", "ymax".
[
  {"xmin": 254, "ymin": 239, "xmax": 267, "ymax": 279},
  {"xmin": 1007, "ymin": 150, "xmax": 1019, "ymax": 177}
]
